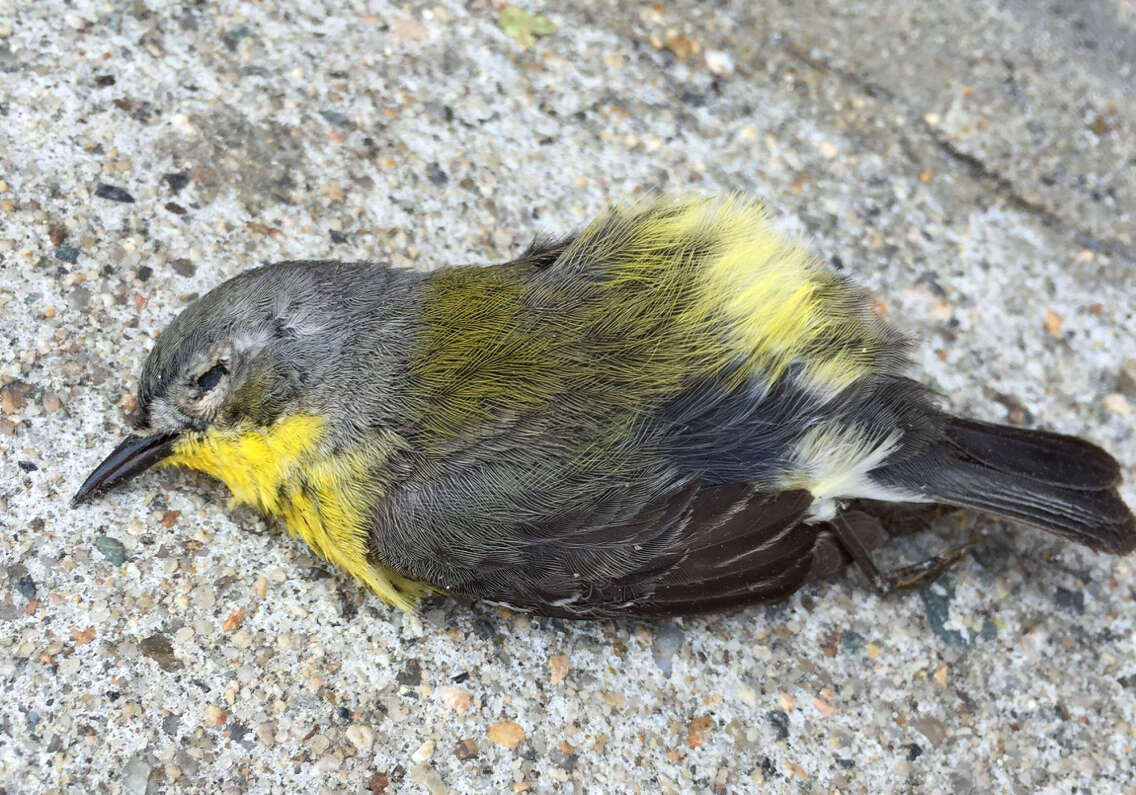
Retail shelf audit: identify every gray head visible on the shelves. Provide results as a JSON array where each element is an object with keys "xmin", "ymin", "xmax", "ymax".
[
  {"xmin": 72, "ymin": 260, "xmax": 391, "ymax": 503},
  {"xmin": 138, "ymin": 264, "xmax": 321, "ymax": 434}
]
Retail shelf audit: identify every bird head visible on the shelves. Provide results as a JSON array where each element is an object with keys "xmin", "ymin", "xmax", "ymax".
[{"xmin": 71, "ymin": 262, "xmax": 346, "ymax": 505}]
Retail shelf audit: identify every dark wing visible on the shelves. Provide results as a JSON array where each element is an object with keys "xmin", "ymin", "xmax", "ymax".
[
  {"xmin": 501, "ymin": 483, "xmax": 875, "ymax": 619},
  {"xmin": 629, "ymin": 486, "xmax": 878, "ymax": 617}
]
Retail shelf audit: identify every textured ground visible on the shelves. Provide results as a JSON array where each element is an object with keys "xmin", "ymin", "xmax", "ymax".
[{"xmin": 1, "ymin": 1, "xmax": 1135, "ymax": 793}]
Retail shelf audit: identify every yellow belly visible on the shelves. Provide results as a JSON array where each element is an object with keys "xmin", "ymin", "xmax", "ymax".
[{"xmin": 161, "ymin": 414, "xmax": 431, "ymax": 612}]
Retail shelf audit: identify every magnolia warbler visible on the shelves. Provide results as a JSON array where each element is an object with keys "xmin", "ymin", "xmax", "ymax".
[{"xmin": 73, "ymin": 197, "xmax": 1135, "ymax": 617}]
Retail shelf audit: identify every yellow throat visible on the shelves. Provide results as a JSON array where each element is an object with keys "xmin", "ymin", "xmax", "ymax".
[{"xmin": 161, "ymin": 414, "xmax": 431, "ymax": 612}]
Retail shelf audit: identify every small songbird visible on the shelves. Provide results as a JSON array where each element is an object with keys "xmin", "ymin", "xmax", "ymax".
[{"xmin": 73, "ymin": 197, "xmax": 1135, "ymax": 617}]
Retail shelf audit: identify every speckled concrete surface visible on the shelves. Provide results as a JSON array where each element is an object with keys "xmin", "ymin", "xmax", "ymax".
[{"xmin": 1, "ymin": 1, "xmax": 1134, "ymax": 792}]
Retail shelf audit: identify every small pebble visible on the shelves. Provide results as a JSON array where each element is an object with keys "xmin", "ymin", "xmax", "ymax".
[
  {"xmin": 704, "ymin": 49, "xmax": 734, "ymax": 75},
  {"xmin": 652, "ymin": 621, "xmax": 684, "ymax": 677},
  {"xmin": 190, "ymin": 584, "xmax": 214, "ymax": 609},
  {"xmin": 69, "ymin": 286, "xmax": 90, "ymax": 311},
  {"xmin": 169, "ymin": 258, "xmax": 196, "ymax": 277},
  {"xmin": 203, "ymin": 705, "xmax": 226, "ymax": 727},
  {"xmin": 454, "ymin": 738, "xmax": 478, "ymax": 760},
  {"xmin": 346, "ymin": 724, "xmax": 374, "ymax": 752},
  {"xmin": 1, "ymin": 381, "xmax": 30, "ymax": 414},
  {"xmin": 15, "ymin": 574, "xmax": 36, "ymax": 600},
  {"xmin": 397, "ymin": 659, "xmax": 422, "ymax": 687},
  {"xmin": 1044, "ymin": 308, "xmax": 1063, "ymax": 336},
  {"xmin": 94, "ymin": 183, "xmax": 135, "ymax": 203},
  {"xmin": 122, "ymin": 757, "xmax": 151, "ymax": 795},
  {"xmin": 767, "ymin": 710, "xmax": 795, "ymax": 746},
  {"xmin": 812, "ymin": 696, "xmax": 837, "ymax": 716},
  {"xmin": 94, "ymin": 534, "xmax": 127, "ymax": 565},
  {"xmin": 687, "ymin": 716, "xmax": 713, "ymax": 748},
  {"xmin": 140, "ymin": 634, "xmax": 181, "ymax": 671},
  {"xmin": 426, "ymin": 162, "xmax": 448, "ymax": 186},
  {"xmin": 1102, "ymin": 393, "xmax": 1132, "ymax": 415},
  {"xmin": 319, "ymin": 109, "xmax": 351, "ymax": 127},
  {"xmin": 664, "ymin": 33, "xmax": 697, "ymax": 62},
  {"xmin": 785, "ymin": 760, "xmax": 808, "ymax": 780},
  {"xmin": 162, "ymin": 173, "xmax": 189, "ymax": 193},
  {"xmin": 312, "ymin": 754, "xmax": 339, "ymax": 774},
  {"xmin": 221, "ymin": 608, "xmax": 245, "ymax": 632},
  {"xmin": 411, "ymin": 739, "xmax": 435, "ymax": 763},
  {"xmin": 256, "ymin": 721, "xmax": 276, "ymax": 747},
  {"xmin": 410, "ymin": 763, "xmax": 446, "ymax": 795},
  {"xmin": 549, "ymin": 653, "xmax": 570, "ymax": 685},
  {"xmin": 438, "ymin": 685, "xmax": 471, "ymax": 712},
  {"xmin": 487, "ymin": 720, "xmax": 525, "ymax": 749}
]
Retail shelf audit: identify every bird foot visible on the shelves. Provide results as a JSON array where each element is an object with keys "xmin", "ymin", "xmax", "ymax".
[{"xmin": 830, "ymin": 511, "xmax": 979, "ymax": 596}]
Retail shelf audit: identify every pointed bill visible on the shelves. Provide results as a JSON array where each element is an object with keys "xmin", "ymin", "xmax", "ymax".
[{"xmin": 71, "ymin": 433, "xmax": 178, "ymax": 505}]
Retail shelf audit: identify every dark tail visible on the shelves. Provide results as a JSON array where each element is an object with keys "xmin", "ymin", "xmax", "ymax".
[{"xmin": 879, "ymin": 416, "xmax": 1136, "ymax": 555}]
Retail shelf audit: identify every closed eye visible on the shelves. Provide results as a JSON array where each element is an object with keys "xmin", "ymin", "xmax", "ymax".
[{"xmin": 196, "ymin": 363, "xmax": 227, "ymax": 391}]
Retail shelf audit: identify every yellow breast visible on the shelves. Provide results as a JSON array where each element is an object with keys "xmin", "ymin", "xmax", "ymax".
[{"xmin": 161, "ymin": 414, "xmax": 431, "ymax": 612}]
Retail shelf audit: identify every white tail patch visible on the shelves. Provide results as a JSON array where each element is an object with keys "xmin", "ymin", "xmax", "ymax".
[{"xmin": 787, "ymin": 422, "xmax": 928, "ymax": 521}]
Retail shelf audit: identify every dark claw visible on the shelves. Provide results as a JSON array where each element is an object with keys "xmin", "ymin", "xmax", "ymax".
[{"xmin": 882, "ymin": 533, "xmax": 980, "ymax": 592}]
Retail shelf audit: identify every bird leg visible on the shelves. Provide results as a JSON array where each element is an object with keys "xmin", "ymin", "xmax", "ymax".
[
  {"xmin": 848, "ymin": 500, "xmax": 957, "ymax": 537},
  {"xmin": 877, "ymin": 534, "xmax": 980, "ymax": 592},
  {"xmin": 829, "ymin": 511, "xmax": 979, "ymax": 595}
]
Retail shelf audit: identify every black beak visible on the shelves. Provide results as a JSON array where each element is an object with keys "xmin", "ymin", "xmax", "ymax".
[{"xmin": 71, "ymin": 432, "xmax": 179, "ymax": 506}]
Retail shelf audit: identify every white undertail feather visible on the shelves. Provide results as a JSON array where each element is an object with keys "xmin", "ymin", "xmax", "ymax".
[{"xmin": 788, "ymin": 422, "xmax": 929, "ymax": 522}]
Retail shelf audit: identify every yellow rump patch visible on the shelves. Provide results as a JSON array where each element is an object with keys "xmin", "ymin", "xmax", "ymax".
[{"xmin": 601, "ymin": 196, "xmax": 886, "ymax": 393}]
